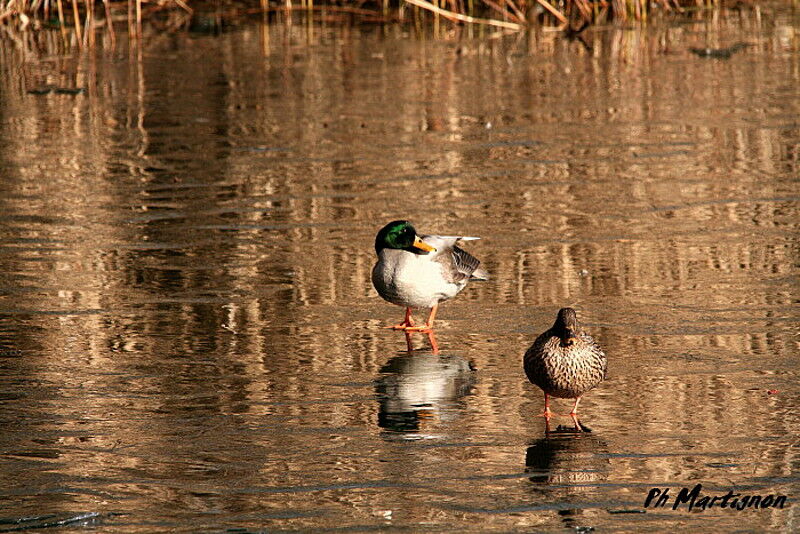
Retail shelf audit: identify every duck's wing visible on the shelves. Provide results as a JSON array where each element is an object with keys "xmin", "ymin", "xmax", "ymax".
[
  {"xmin": 580, "ymin": 332, "xmax": 608, "ymax": 378},
  {"xmin": 451, "ymin": 246, "xmax": 484, "ymax": 280},
  {"xmin": 423, "ymin": 235, "xmax": 488, "ymax": 283}
]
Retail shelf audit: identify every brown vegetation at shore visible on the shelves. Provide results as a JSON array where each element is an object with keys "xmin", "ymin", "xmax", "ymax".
[{"xmin": 0, "ymin": 0, "xmax": 755, "ymax": 44}]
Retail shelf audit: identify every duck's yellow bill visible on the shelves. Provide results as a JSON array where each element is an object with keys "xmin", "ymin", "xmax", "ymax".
[{"xmin": 413, "ymin": 236, "xmax": 436, "ymax": 252}]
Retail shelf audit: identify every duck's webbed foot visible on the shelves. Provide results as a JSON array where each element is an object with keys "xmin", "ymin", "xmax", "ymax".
[
  {"xmin": 403, "ymin": 325, "xmax": 433, "ymax": 333},
  {"xmin": 402, "ymin": 304, "xmax": 438, "ymax": 333},
  {"xmin": 385, "ymin": 307, "xmax": 415, "ymax": 330},
  {"xmin": 569, "ymin": 397, "xmax": 590, "ymax": 432}
]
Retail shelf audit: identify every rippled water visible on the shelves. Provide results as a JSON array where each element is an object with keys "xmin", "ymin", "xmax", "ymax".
[{"xmin": 1, "ymin": 7, "xmax": 798, "ymax": 533}]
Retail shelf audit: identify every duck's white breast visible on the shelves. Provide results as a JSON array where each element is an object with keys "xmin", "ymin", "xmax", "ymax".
[{"xmin": 372, "ymin": 250, "xmax": 464, "ymax": 308}]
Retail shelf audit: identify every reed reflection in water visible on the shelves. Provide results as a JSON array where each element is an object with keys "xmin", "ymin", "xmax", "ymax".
[{"xmin": 0, "ymin": 9, "xmax": 798, "ymax": 533}]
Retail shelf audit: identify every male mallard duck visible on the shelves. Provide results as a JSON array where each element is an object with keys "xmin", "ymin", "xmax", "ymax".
[
  {"xmin": 523, "ymin": 308, "xmax": 607, "ymax": 431},
  {"xmin": 372, "ymin": 220, "xmax": 488, "ymax": 332}
]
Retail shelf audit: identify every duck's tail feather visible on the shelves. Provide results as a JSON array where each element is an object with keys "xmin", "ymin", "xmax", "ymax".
[
  {"xmin": 470, "ymin": 266, "xmax": 489, "ymax": 280},
  {"xmin": 433, "ymin": 235, "xmax": 480, "ymax": 241}
]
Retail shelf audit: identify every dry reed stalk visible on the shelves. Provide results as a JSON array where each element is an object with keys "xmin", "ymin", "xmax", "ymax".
[
  {"xmin": 483, "ymin": 0, "xmax": 524, "ymax": 24},
  {"xmin": 172, "ymin": 0, "xmax": 192, "ymax": 13},
  {"xmin": 433, "ymin": 0, "xmax": 439, "ymax": 35},
  {"xmin": 84, "ymin": 0, "xmax": 93, "ymax": 47},
  {"xmin": 596, "ymin": 2, "xmax": 605, "ymax": 22},
  {"xmin": 263, "ymin": 4, "xmax": 398, "ymax": 17},
  {"xmin": 56, "ymin": 0, "xmax": 67, "ymax": 42},
  {"xmin": 259, "ymin": 15, "xmax": 269, "ymax": 55},
  {"xmin": 535, "ymin": 0, "xmax": 567, "ymax": 24},
  {"xmin": 102, "ymin": 0, "xmax": 115, "ymax": 45},
  {"xmin": 503, "ymin": 0, "xmax": 527, "ymax": 23},
  {"xmin": 2, "ymin": 0, "xmax": 15, "ymax": 22},
  {"xmin": 135, "ymin": 0, "xmax": 141, "ymax": 38},
  {"xmin": 71, "ymin": 0, "xmax": 82, "ymax": 43},
  {"xmin": 404, "ymin": 0, "xmax": 523, "ymax": 30},
  {"xmin": 573, "ymin": 0, "xmax": 593, "ymax": 21},
  {"xmin": 612, "ymin": 0, "xmax": 625, "ymax": 21}
]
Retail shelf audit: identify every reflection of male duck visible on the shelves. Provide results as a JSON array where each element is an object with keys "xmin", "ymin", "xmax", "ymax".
[
  {"xmin": 524, "ymin": 432, "xmax": 610, "ymax": 528},
  {"xmin": 375, "ymin": 351, "xmax": 475, "ymax": 433}
]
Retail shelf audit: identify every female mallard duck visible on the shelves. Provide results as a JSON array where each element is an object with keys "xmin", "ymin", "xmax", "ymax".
[
  {"xmin": 372, "ymin": 220, "xmax": 488, "ymax": 332},
  {"xmin": 524, "ymin": 308, "xmax": 607, "ymax": 431}
]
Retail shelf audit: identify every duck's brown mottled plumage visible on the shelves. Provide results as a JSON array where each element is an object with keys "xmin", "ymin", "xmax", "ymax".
[{"xmin": 524, "ymin": 308, "xmax": 607, "ymax": 429}]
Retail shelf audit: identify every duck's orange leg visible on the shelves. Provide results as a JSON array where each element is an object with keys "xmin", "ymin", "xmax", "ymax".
[
  {"xmin": 402, "ymin": 331, "xmax": 439, "ymax": 353},
  {"xmin": 403, "ymin": 332, "xmax": 414, "ymax": 352},
  {"xmin": 426, "ymin": 331, "xmax": 439, "ymax": 354},
  {"xmin": 539, "ymin": 393, "xmax": 553, "ymax": 419},
  {"xmin": 385, "ymin": 307, "xmax": 415, "ymax": 330},
  {"xmin": 404, "ymin": 303, "xmax": 438, "ymax": 333},
  {"xmin": 570, "ymin": 396, "xmax": 584, "ymax": 432},
  {"xmin": 569, "ymin": 396, "xmax": 581, "ymax": 416}
]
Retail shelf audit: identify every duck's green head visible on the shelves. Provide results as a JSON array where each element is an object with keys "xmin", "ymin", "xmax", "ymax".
[
  {"xmin": 375, "ymin": 220, "xmax": 436, "ymax": 254},
  {"xmin": 553, "ymin": 307, "xmax": 579, "ymax": 347}
]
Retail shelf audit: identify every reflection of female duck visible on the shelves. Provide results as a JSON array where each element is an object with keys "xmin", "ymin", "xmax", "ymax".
[
  {"xmin": 525, "ymin": 433, "xmax": 610, "ymax": 528},
  {"xmin": 525, "ymin": 433, "xmax": 609, "ymax": 486},
  {"xmin": 375, "ymin": 351, "xmax": 475, "ymax": 433}
]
